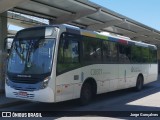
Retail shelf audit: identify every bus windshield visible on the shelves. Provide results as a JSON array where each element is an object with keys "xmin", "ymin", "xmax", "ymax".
[{"xmin": 7, "ymin": 38, "xmax": 55, "ymax": 75}]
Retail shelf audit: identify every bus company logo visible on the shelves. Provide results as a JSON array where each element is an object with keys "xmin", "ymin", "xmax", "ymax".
[
  {"xmin": 17, "ymin": 75, "xmax": 31, "ymax": 78},
  {"xmin": 2, "ymin": 112, "xmax": 11, "ymax": 117}
]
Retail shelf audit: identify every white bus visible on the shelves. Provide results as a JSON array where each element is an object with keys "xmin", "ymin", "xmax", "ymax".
[{"xmin": 5, "ymin": 25, "xmax": 158, "ymax": 105}]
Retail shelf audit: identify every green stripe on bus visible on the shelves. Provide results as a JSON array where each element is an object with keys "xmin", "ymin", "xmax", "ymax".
[{"xmin": 96, "ymin": 35, "xmax": 108, "ymax": 40}]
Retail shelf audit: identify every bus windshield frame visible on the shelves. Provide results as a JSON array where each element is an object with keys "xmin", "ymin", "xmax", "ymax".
[{"xmin": 7, "ymin": 27, "xmax": 57, "ymax": 76}]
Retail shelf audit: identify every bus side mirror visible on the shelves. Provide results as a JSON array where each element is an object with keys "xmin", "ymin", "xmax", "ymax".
[{"xmin": 4, "ymin": 36, "xmax": 14, "ymax": 53}]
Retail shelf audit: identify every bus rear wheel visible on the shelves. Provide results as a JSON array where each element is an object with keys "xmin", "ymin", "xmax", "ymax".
[
  {"xmin": 135, "ymin": 75, "xmax": 143, "ymax": 91},
  {"xmin": 80, "ymin": 82, "xmax": 93, "ymax": 105}
]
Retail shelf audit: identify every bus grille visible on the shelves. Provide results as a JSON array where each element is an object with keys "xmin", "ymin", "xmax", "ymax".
[
  {"xmin": 10, "ymin": 77, "xmax": 41, "ymax": 84},
  {"xmin": 13, "ymin": 92, "xmax": 35, "ymax": 99}
]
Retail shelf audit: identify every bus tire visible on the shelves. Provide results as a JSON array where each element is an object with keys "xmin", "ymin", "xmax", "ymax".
[
  {"xmin": 80, "ymin": 82, "xmax": 92, "ymax": 105},
  {"xmin": 135, "ymin": 75, "xmax": 143, "ymax": 91}
]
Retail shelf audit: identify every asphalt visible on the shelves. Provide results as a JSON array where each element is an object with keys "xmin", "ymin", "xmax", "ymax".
[{"xmin": 0, "ymin": 92, "xmax": 27, "ymax": 109}]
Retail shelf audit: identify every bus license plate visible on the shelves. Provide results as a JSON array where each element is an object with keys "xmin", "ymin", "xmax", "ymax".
[{"xmin": 18, "ymin": 91, "xmax": 28, "ymax": 97}]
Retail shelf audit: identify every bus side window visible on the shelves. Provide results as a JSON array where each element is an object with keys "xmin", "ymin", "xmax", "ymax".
[
  {"xmin": 131, "ymin": 46, "xmax": 142, "ymax": 63},
  {"xmin": 57, "ymin": 34, "xmax": 80, "ymax": 74},
  {"xmin": 119, "ymin": 44, "xmax": 131, "ymax": 63},
  {"xmin": 102, "ymin": 41, "xmax": 110, "ymax": 63},
  {"xmin": 82, "ymin": 36, "xmax": 102, "ymax": 64},
  {"xmin": 141, "ymin": 47, "xmax": 149, "ymax": 63},
  {"xmin": 109, "ymin": 42, "xmax": 118, "ymax": 63},
  {"xmin": 102, "ymin": 41, "xmax": 118, "ymax": 63},
  {"xmin": 149, "ymin": 49, "xmax": 157, "ymax": 63}
]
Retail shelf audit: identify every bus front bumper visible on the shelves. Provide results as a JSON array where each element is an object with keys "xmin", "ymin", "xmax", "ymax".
[{"xmin": 5, "ymin": 85, "xmax": 55, "ymax": 103}]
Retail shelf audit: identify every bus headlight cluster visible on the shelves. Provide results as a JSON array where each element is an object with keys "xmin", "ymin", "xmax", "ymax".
[{"xmin": 42, "ymin": 76, "xmax": 50, "ymax": 89}]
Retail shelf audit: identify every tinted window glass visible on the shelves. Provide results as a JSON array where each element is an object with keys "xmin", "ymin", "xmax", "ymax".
[
  {"xmin": 57, "ymin": 34, "xmax": 80, "ymax": 74},
  {"xmin": 102, "ymin": 41, "xmax": 110, "ymax": 62},
  {"xmin": 119, "ymin": 44, "xmax": 131, "ymax": 63},
  {"xmin": 83, "ymin": 36, "xmax": 102, "ymax": 63},
  {"xmin": 108, "ymin": 42, "xmax": 118, "ymax": 63},
  {"xmin": 131, "ymin": 46, "xmax": 141, "ymax": 63},
  {"xmin": 141, "ymin": 47, "xmax": 149, "ymax": 63},
  {"xmin": 149, "ymin": 49, "xmax": 157, "ymax": 63},
  {"xmin": 103, "ymin": 41, "xmax": 118, "ymax": 63}
]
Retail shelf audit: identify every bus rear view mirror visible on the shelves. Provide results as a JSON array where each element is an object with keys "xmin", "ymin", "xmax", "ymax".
[{"xmin": 4, "ymin": 36, "xmax": 15, "ymax": 54}]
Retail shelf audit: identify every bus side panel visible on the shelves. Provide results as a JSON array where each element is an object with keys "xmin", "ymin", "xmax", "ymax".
[
  {"xmin": 55, "ymin": 68, "xmax": 82, "ymax": 102},
  {"xmin": 106, "ymin": 64, "xmax": 119, "ymax": 93},
  {"xmin": 141, "ymin": 64, "xmax": 149, "ymax": 84},
  {"xmin": 79, "ymin": 64, "xmax": 119, "ymax": 94},
  {"xmin": 55, "ymin": 65, "xmax": 104, "ymax": 102},
  {"xmin": 129, "ymin": 64, "xmax": 151, "ymax": 87},
  {"xmin": 147, "ymin": 64, "xmax": 158, "ymax": 83},
  {"xmin": 54, "ymin": 64, "xmax": 158, "ymax": 103},
  {"xmin": 90, "ymin": 64, "xmax": 118, "ymax": 94},
  {"xmin": 118, "ymin": 64, "xmax": 139, "ymax": 89},
  {"xmin": 55, "ymin": 64, "xmax": 119, "ymax": 102},
  {"xmin": 127, "ymin": 64, "xmax": 144, "ymax": 88}
]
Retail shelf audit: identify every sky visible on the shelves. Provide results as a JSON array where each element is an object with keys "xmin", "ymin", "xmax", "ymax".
[{"xmin": 90, "ymin": 0, "xmax": 160, "ymax": 31}]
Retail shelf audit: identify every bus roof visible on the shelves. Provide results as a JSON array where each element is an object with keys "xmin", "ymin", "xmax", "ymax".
[
  {"xmin": 17, "ymin": 25, "xmax": 157, "ymax": 50},
  {"xmin": 62, "ymin": 25, "xmax": 157, "ymax": 50}
]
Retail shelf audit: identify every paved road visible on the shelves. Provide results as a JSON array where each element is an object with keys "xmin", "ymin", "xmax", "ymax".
[{"xmin": 1, "ymin": 78, "xmax": 160, "ymax": 120}]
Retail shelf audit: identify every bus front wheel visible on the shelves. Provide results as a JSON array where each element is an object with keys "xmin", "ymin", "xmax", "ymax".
[
  {"xmin": 135, "ymin": 75, "xmax": 144, "ymax": 91},
  {"xmin": 80, "ymin": 82, "xmax": 92, "ymax": 105}
]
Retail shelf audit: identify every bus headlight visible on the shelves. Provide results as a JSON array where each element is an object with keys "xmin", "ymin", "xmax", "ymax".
[{"xmin": 42, "ymin": 76, "xmax": 50, "ymax": 89}]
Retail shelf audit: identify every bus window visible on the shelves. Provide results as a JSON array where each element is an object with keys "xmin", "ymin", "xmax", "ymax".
[
  {"xmin": 119, "ymin": 44, "xmax": 131, "ymax": 63},
  {"xmin": 131, "ymin": 46, "xmax": 142, "ymax": 63},
  {"xmin": 149, "ymin": 49, "xmax": 157, "ymax": 63},
  {"xmin": 57, "ymin": 34, "xmax": 80, "ymax": 74},
  {"xmin": 102, "ymin": 41, "xmax": 118, "ymax": 63},
  {"xmin": 82, "ymin": 36, "xmax": 102, "ymax": 64},
  {"xmin": 102, "ymin": 41, "xmax": 110, "ymax": 63},
  {"xmin": 141, "ymin": 47, "xmax": 149, "ymax": 63},
  {"xmin": 109, "ymin": 42, "xmax": 118, "ymax": 63}
]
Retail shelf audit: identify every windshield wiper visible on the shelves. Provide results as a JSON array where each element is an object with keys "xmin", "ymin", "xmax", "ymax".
[
  {"xmin": 14, "ymin": 42, "xmax": 25, "ymax": 61},
  {"xmin": 25, "ymin": 38, "xmax": 44, "ymax": 68}
]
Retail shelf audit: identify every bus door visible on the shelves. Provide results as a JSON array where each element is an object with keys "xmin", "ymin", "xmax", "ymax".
[{"xmin": 56, "ymin": 33, "xmax": 81, "ymax": 101}]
